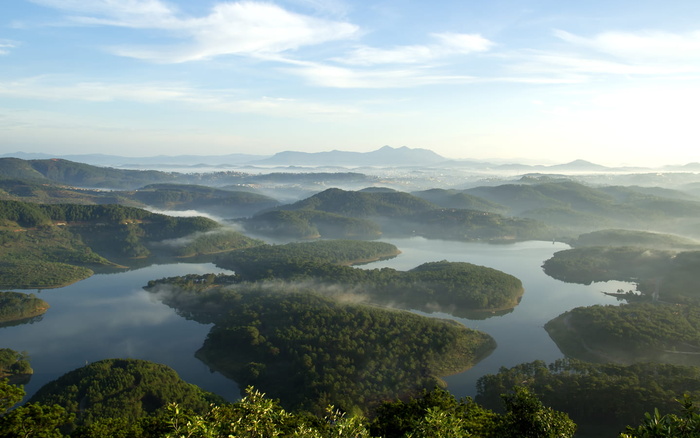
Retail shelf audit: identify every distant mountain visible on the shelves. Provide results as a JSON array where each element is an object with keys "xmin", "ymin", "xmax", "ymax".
[
  {"xmin": 251, "ymin": 145, "xmax": 448, "ymax": 167},
  {"xmin": 495, "ymin": 159, "xmax": 610, "ymax": 172},
  {"xmin": 547, "ymin": 160, "xmax": 609, "ymax": 171},
  {"xmin": 0, "ymin": 152, "xmax": 268, "ymax": 167}
]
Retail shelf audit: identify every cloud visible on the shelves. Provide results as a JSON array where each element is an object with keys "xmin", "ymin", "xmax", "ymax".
[
  {"xmin": 0, "ymin": 40, "xmax": 19, "ymax": 55},
  {"xmin": 0, "ymin": 76, "xmax": 364, "ymax": 118},
  {"xmin": 283, "ymin": 60, "xmax": 480, "ymax": 88},
  {"xmin": 512, "ymin": 29, "xmax": 700, "ymax": 79},
  {"xmin": 334, "ymin": 32, "xmax": 494, "ymax": 66},
  {"xmin": 30, "ymin": 0, "xmax": 359, "ymax": 63}
]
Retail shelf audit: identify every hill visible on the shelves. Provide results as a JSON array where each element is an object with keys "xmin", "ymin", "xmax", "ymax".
[
  {"xmin": 0, "ymin": 200, "xmax": 248, "ymax": 288},
  {"xmin": 29, "ymin": 358, "xmax": 223, "ymax": 427},
  {"xmin": 244, "ymin": 188, "xmax": 550, "ymax": 242}
]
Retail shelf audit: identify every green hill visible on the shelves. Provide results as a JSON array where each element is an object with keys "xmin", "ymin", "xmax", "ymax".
[
  {"xmin": 29, "ymin": 358, "xmax": 223, "ymax": 427},
  {"xmin": 0, "ymin": 200, "xmax": 229, "ymax": 288},
  {"xmin": 412, "ymin": 188, "xmax": 507, "ymax": 213},
  {"xmin": 466, "ymin": 180, "xmax": 700, "ymax": 235}
]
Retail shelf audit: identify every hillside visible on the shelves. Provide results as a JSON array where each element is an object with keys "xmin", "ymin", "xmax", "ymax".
[
  {"xmin": 29, "ymin": 358, "xmax": 223, "ymax": 427},
  {"xmin": 0, "ymin": 200, "xmax": 241, "ymax": 288},
  {"xmin": 244, "ymin": 188, "xmax": 550, "ymax": 242}
]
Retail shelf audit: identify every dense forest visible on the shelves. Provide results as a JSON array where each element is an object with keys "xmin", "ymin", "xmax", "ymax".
[
  {"xmin": 476, "ymin": 359, "xmax": 700, "ymax": 436},
  {"xmin": 2, "ymin": 364, "xmax": 695, "ymax": 437},
  {"xmin": 188, "ymin": 288, "xmax": 495, "ymax": 413},
  {"xmin": 0, "ymin": 200, "xmax": 257, "ymax": 288},
  {"xmin": 0, "ymin": 291, "xmax": 49, "ymax": 324},
  {"xmin": 242, "ymin": 188, "xmax": 551, "ymax": 242},
  {"xmin": 209, "ymin": 240, "xmax": 522, "ymax": 314},
  {"xmin": 545, "ymin": 302, "xmax": 700, "ymax": 366},
  {"xmin": 28, "ymin": 359, "xmax": 223, "ymax": 428}
]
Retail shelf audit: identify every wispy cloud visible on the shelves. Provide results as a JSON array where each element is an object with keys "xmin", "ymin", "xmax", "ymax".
[
  {"xmin": 0, "ymin": 76, "xmax": 363, "ymax": 118},
  {"xmin": 507, "ymin": 29, "xmax": 700, "ymax": 80},
  {"xmin": 29, "ymin": 0, "xmax": 359, "ymax": 63},
  {"xmin": 333, "ymin": 32, "xmax": 494, "ymax": 65},
  {"xmin": 281, "ymin": 59, "xmax": 480, "ymax": 88},
  {"xmin": 0, "ymin": 40, "xmax": 19, "ymax": 55}
]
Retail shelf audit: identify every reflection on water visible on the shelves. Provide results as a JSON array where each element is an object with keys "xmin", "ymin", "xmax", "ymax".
[
  {"xmin": 2, "ymin": 263, "xmax": 240, "ymax": 402},
  {"xmin": 1, "ymin": 239, "xmax": 630, "ymax": 402}
]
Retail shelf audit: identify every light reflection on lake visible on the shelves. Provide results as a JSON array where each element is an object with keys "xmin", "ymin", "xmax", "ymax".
[{"xmin": 2, "ymin": 239, "xmax": 631, "ymax": 403}]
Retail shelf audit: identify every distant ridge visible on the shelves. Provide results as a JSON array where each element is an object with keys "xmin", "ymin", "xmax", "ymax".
[{"xmin": 250, "ymin": 145, "xmax": 448, "ymax": 167}]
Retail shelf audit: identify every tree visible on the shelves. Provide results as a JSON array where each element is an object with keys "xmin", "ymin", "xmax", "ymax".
[{"xmin": 496, "ymin": 386, "xmax": 576, "ymax": 438}]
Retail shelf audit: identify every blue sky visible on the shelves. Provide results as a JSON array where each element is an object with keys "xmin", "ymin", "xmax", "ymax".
[{"xmin": 1, "ymin": 0, "xmax": 700, "ymax": 166}]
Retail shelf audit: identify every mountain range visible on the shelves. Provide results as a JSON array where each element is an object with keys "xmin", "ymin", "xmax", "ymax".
[{"xmin": 2, "ymin": 146, "xmax": 696, "ymax": 171}]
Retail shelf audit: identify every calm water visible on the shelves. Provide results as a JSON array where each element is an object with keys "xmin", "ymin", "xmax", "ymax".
[{"xmin": 2, "ymin": 238, "xmax": 629, "ymax": 401}]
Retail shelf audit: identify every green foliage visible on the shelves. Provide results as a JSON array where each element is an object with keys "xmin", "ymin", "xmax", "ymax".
[
  {"xmin": 246, "ymin": 188, "xmax": 549, "ymax": 242},
  {"xmin": 0, "ymin": 291, "xmax": 49, "ymax": 323},
  {"xmin": 150, "ymin": 283, "xmax": 494, "ymax": 413},
  {"xmin": 172, "ymin": 230, "xmax": 264, "ymax": 257},
  {"xmin": 574, "ymin": 229, "xmax": 700, "ymax": 250},
  {"xmin": 466, "ymin": 180, "xmax": 700, "ymax": 235},
  {"xmin": 0, "ymin": 378, "xmax": 24, "ymax": 413},
  {"xmin": 212, "ymin": 240, "xmax": 522, "ymax": 314},
  {"xmin": 496, "ymin": 386, "xmax": 576, "ymax": 438},
  {"xmin": 282, "ymin": 188, "xmax": 439, "ymax": 218},
  {"xmin": 243, "ymin": 210, "xmax": 381, "ymax": 240},
  {"xmin": 0, "ymin": 349, "xmax": 33, "ymax": 378},
  {"xmin": 545, "ymin": 303, "xmax": 700, "ymax": 365},
  {"xmin": 621, "ymin": 395, "xmax": 700, "ymax": 438},
  {"xmin": 29, "ymin": 359, "xmax": 224, "ymax": 428},
  {"xmin": 0, "ymin": 402, "xmax": 74, "ymax": 438},
  {"xmin": 371, "ymin": 387, "xmax": 498, "ymax": 438},
  {"xmin": 0, "ymin": 200, "xmax": 224, "ymax": 288},
  {"xmin": 542, "ymin": 246, "xmax": 674, "ymax": 285},
  {"xmin": 476, "ymin": 359, "xmax": 700, "ymax": 435}
]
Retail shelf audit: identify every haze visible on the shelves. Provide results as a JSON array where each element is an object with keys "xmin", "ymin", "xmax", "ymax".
[{"xmin": 2, "ymin": 0, "xmax": 700, "ymax": 167}]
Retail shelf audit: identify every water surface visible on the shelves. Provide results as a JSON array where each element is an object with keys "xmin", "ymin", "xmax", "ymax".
[{"xmin": 2, "ymin": 239, "xmax": 629, "ymax": 401}]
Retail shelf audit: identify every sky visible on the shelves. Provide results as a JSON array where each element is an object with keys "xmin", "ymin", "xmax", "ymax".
[{"xmin": 1, "ymin": 0, "xmax": 700, "ymax": 166}]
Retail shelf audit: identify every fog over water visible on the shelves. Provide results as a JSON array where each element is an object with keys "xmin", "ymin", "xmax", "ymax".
[{"xmin": 2, "ymin": 238, "xmax": 631, "ymax": 402}]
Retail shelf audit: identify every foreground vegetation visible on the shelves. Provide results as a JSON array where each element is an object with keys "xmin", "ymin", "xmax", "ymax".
[
  {"xmin": 3, "ymin": 367, "xmax": 697, "ymax": 437},
  {"xmin": 476, "ymin": 359, "xmax": 700, "ymax": 436},
  {"xmin": 1, "ymin": 370, "xmax": 579, "ymax": 438}
]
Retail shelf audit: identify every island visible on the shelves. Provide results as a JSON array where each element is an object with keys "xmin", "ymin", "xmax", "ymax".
[
  {"xmin": 0, "ymin": 291, "xmax": 49, "ymax": 324},
  {"xmin": 146, "ymin": 282, "xmax": 495, "ymax": 414},
  {"xmin": 0, "ymin": 348, "xmax": 33, "ymax": 384}
]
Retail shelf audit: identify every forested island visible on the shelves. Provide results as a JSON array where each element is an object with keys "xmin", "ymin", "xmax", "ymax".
[
  {"xmin": 211, "ymin": 240, "xmax": 523, "ymax": 315},
  {"xmin": 0, "ymin": 348, "xmax": 32, "ymax": 384},
  {"xmin": 545, "ymin": 303, "xmax": 700, "ymax": 366},
  {"xmin": 0, "ymin": 291, "xmax": 49, "ymax": 324}
]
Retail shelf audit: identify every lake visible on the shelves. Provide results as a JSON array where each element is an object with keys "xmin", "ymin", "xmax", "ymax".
[{"xmin": 2, "ymin": 238, "xmax": 628, "ymax": 402}]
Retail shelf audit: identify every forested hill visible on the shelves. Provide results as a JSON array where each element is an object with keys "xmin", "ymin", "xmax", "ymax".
[
  {"xmin": 280, "ymin": 187, "xmax": 440, "ymax": 217},
  {"xmin": 465, "ymin": 180, "xmax": 700, "ymax": 236},
  {"xmin": 242, "ymin": 188, "xmax": 550, "ymax": 242},
  {"xmin": 0, "ymin": 157, "xmax": 183, "ymax": 189},
  {"xmin": 0, "ymin": 200, "xmax": 256, "ymax": 288}
]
